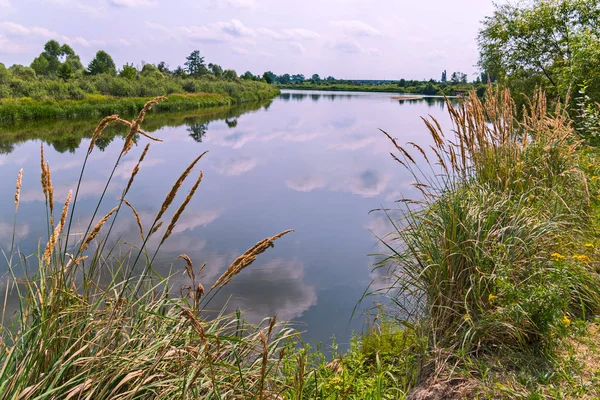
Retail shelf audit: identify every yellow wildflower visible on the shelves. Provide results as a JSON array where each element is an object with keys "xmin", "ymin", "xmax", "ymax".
[
  {"xmin": 488, "ymin": 293, "xmax": 497, "ymax": 302},
  {"xmin": 573, "ymin": 254, "xmax": 591, "ymax": 264},
  {"xmin": 550, "ymin": 253, "xmax": 565, "ymax": 261},
  {"xmin": 585, "ymin": 243, "xmax": 595, "ymax": 250},
  {"xmin": 588, "ymin": 163, "xmax": 595, "ymax": 169},
  {"xmin": 562, "ymin": 314, "xmax": 571, "ymax": 327},
  {"xmin": 463, "ymin": 314, "xmax": 471, "ymax": 321}
]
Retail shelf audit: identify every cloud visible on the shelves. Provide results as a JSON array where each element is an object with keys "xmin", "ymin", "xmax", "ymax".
[
  {"xmin": 332, "ymin": 20, "xmax": 381, "ymax": 37},
  {"xmin": 289, "ymin": 41, "xmax": 306, "ymax": 54},
  {"xmin": 0, "ymin": 21, "xmax": 105, "ymax": 47},
  {"xmin": 285, "ymin": 176, "xmax": 327, "ymax": 193},
  {"xmin": 218, "ymin": 0, "xmax": 256, "ymax": 8},
  {"xmin": 214, "ymin": 157, "xmax": 258, "ymax": 176},
  {"xmin": 231, "ymin": 46, "xmax": 249, "ymax": 55},
  {"xmin": 283, "ymin": 28, "xmax": 320, "ymax": 40},
  {"xmin": 215, "ymin": 19, "xmax": 254, "ymax": 37},
  {"xmin": 330, "ymin": 37, "xmax": 380, "ymax": 56},
  {"xmin": 170, "ymin": 210, "xmax": 222, "ymax": 234},
  {"xmin": 108, "ymin": 0, "xmax": 156, "ymax": 7},
  {"xmin": 330, "ymin": 37, "xmax": 362, "ymax": 54},
  {"xmin": 216, "ymin": 258, "xmax": 317, "ymax": 323},
  {"xmin": 0, "ymin": 221, "xmax": 29, "ymax": 241},
  {"xmin": 114, "ymin": 158, "xmax": 164, "ymax": 179},
  {"xmin": 0, "ymin": 34, "xmax": 26, "ymax": 54},
  {"xmin": 328, "ymin": 135, "xmax": 375, "ymax": 151}
]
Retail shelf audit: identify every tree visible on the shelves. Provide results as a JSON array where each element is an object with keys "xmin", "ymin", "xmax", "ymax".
[
  {"xmin": 241, "ymin": 71, "xmax": 257, "ymax": 80},
  {"xmin": 157, "ymin": 61, "xmax": 170, "ymax": 75},
  {"xmin": 478, "ymin": 0, "xmax": 600, "ymax": 102},
  {"xmin": 187, "ymin": 122, "xmax": 209, "ymax": 142},
  {"xmin": 88, "ymin": 50, "xmax": 117, "ymax": 75},
  {"xmin": 30, "ymin": 55, "xmax": 50, "ymax": 76},
  {"xmin": 311, "ymin": 74, "xmax": 321, "ymax": 83},
  {"xmin": 9, "ymin": 65, "xmax": 36, "ymax": 80},
  {"xmin": 57, "ymin": 63, "xmax": 74, "ymax": 80},
  {"xmin": 223, "ymin": 69, "xmax": 238, "ymax": 81},
  {"xmin": 441, "ymin": 70, "xmax": 447, "ymax": 83},
  {"xmin": 279, "ymin": 73, "xmax": 291, "ymax": 84},
  {"xmin": 120, "ymin": 63, "xmax": 138, "ymax": 80},
  {"xmin": 291, "ymin": 74, "xmax": 305, "ymax": 84},
  {"xmin": 184, "ymin": 50, "xmax": 208, "ymax": 77},
  {"xmin": 262, "ymin": 71, "xmax": 276, "ymax": 84},
  {"xmin": 208, "ymin": 63, "xmax": 223, "ymax": 77},
  {"xmin": 326, "ymin": 76, "xmax": 335, "ymax": 82}
]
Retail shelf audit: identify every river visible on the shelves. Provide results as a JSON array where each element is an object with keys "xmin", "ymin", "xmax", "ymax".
[{"xmin": 0, "ymin": 90, "xmax": 453, "ymax": 346}]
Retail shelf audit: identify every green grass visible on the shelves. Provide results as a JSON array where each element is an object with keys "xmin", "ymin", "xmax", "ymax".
[{"xmin": 0, "ymin": 85, "xmax": 279, "ymax": 123}]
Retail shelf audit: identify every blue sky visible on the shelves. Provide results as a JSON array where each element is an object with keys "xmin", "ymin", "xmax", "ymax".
[{"xmin": 0, "ymin": 0, "xmax": 499, "ymax": 80}]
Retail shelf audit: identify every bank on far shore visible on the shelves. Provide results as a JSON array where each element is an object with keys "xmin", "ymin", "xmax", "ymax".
[{"xmin": 0, "ymin": 87, "xmax": 280, "ymax": 123}]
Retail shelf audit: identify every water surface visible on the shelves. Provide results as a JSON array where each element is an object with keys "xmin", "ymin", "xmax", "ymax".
[{"xmin": 0, "ymin": 90, "xmax": 452, "ymax": 345}]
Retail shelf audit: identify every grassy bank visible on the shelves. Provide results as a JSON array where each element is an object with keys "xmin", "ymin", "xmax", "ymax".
[
  {"xmin": 280, "ymin": 87, "xmax": 600, "ymax": 399},
  {"xmin": 0, "ymin": 99, "xmax": 272, "ymax": 154},
  {"xmin": 0, "ymin": 84, "xmax": 279, "ymax": 123}
]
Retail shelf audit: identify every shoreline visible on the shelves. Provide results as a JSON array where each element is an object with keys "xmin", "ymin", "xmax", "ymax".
[{"xmin": 0, "ymin": 89, "xmax": 280, "ymax": 123}]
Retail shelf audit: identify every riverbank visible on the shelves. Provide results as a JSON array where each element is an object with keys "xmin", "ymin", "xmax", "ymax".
[
  {"xmin": 0, "ymin": 87, "xmax": 279, "ymax": 123},
  {"xmin": 277, "ymin": 82, "xmax": 480, "ymax": 96}
]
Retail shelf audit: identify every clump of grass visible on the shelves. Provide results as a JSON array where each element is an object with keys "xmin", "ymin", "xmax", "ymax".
[
  {"xmin": 0, "ymin": 97, "xmax": 295, "ymax": 399},
  {"xmin": 373, "ymin": 85, "xmax": 600, "ymax": 387}
]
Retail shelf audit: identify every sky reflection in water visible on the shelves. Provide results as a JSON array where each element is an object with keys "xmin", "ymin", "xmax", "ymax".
[{"xmin": 0, "ymin": 90, "xmax": 452, "ymax": 346}]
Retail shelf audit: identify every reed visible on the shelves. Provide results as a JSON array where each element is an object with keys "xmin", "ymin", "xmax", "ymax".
[
  {"xmin": 0, "ymin": 100, "xmax": 296, "ymax": 399},
  {"xmin": 368, "ymin": 85, "xmax": 600, "ymax": 389}
]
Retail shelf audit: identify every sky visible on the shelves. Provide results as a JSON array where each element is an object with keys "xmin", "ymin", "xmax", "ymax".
[{"xmin": 0, "ymin": 0, "xmax": 500, "ymax": 80}]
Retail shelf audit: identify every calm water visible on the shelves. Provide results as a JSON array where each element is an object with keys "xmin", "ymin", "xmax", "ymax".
[{"xmin": 0, "ymin": 90, "xmax": 452, "ymax": 345}]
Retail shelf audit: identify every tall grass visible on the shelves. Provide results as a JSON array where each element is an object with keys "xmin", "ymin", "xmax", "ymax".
[
  {"xmin": 0, "ymin": 97, "xmax": 295, "ymax": 399},
  {"xmin": 373, "ymin": 86, "xmax": 600, "ymax": 378}
]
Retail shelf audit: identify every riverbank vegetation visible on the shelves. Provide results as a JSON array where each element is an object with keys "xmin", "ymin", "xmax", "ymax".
[
  {"xmin": 264, "ymin": 71, "xmax": 483, "ymax": 96},
  {"xmin": 0, "ymin": 42, "xmax": 279, "ymax": 122}
]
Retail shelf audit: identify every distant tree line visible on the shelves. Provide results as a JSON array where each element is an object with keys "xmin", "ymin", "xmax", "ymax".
[
  {"xmin": 0, "ymin": 41, "xmax": 281, "ymax": 101},
  {"xmin": 261, "ymin": 69, "xmax": 485, "ymax": 96}
]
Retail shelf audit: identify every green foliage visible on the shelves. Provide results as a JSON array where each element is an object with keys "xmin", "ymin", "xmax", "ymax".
[
  {"xmin": 478, "ymin": 0, "xmax": 600, "ymax": 108},
  {"xmin": 119, "ymin": 63, "xmax": 137, "ymax": 80},
  {"xmin": 88, "ymin": 50, "xmax": 117, "ymax": 75},
  {"xmin": 9, "ymin": 64, "xmax": 36, "ymax": 80},
  {"xmin": 372, "ymin": 87, "xmax": 600, "ymax": 394}
]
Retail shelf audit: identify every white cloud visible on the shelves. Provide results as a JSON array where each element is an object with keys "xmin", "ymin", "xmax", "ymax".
[
  {"xmin": 215, "ymin": 19, "xmax": 254, "ymax": 37},
  {"xmin": 283, "ymin": 28, "xmax": 320, "ymax": 40},
  {"xmin": 171, "ymin": 210, "xmax": 221, "ymax": 234},
  {"xmin": 231, "ymin": 46, "xmax": 249, "ymax": 55},
  {"xmin": 330, "ymin": 37, "xmax": 362, "ymax": 54},
  {"xmin": 255, "ymin": 27, "xmax": 287, "ymax": 40},
  {"xmin": 214, "ymin": 157, "xmax": 258, "ymax": 176},
  {"xmin": 332, "ymin": 20, "xmax": 381, "ymax": 37},
  {"xmin": 289, "ymin": 41, "xmax": 306, "ymax": 54},
  {"xmin": 219, "ymin": 0, "xmax": 256, "ymax": 9},
  {"xmin": 328, "ymin": 136, "xmax": 375, "ymax": 151},
  {"xmin": 114, "ymin": 158, "xmax": 164, "ymax": 179},
  {"xmin": 0, "ymin": 21, "xmax": 105, "ymax": 47},
  {"xmin": 285, "ymin": 176, "xmax": 326, "ymax": 193},
  {"xmin": 0, "ymin": 34, "xmax": 26, "ymax": 54},
  {"xmin": 108, "ymin": 0, "xmax": 156, "ymax": 7}
]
